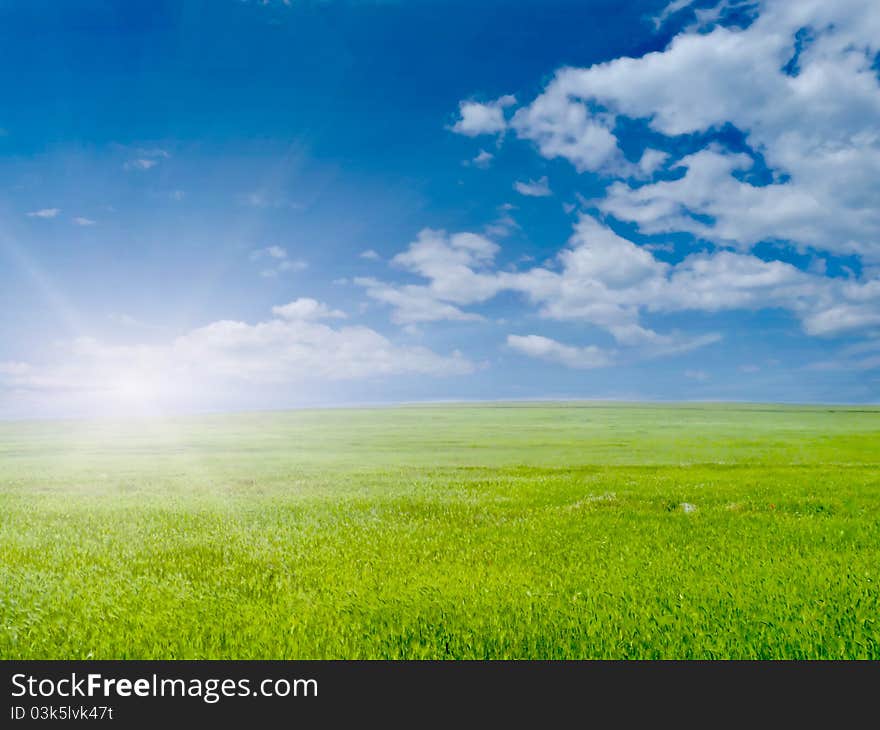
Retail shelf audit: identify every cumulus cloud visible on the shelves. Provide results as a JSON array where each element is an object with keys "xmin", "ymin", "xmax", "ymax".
[
  {"xmin": 0, "ymin": 300, "xmax": 475, "ymax": 414},
  {"xmin": 514, "ymin": 176, "xmax": 552, "ymax": 197},
  {"xmin": 355, "ymin": 229, "xmax": 504, "ymax": 324},
  {"xmin": 271, "ymin": 297, "xmax": 346, "ymax": 320},
  {"xmin": 355, "ymin": 277, "xmax": 484, "ymax": 325},
  {"xmin": 419, "ymin": 0, "xmax": 880, "ymax": 366},
  {"xmin": 511, "ymin": 98, "xmax": 624, "ymax": 174},
  {"xmin": 507, "ymin": 0, "xmax": 880, "ymax": 258},
  {"xmin": 449, "ymin": 94, "xmax": 516, "ymax": 137},
  {"xmin": 637, "ymin": 149, "xmax": 669, "ymax": 177},
  {"xmin": 538, "ymin": 217, "xmax": 880, "ymax": 340},
  {"xmin": 360, "ymin": 214, "xmax": 880, "ymax": 350}
]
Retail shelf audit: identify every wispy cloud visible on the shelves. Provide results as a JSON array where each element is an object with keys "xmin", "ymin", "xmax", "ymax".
[
  {"xmin": 107, "ymin": 313, "xmax": 141, "ymax": 327},
  {"xmin": 27, "ymin": 208, "xmax": 60, "ymax": 219},
  {"xmin": 72, "ymin": 217, "xmax": 96, "ymax": 226},
  {"xmin": 124, "ymin": 158, "xmax": 158, "ymax": 171},
  {"xmin": 684, "ymin": 369, "xmax": 710, "ymax": 381},
  {"xmin": 484, "ymin": 212, "xmax": 519, "ymax": 239},
  {"xmin": 806, "ymin": 338, "xmax": 880, "ymax": 372},
  {"xmin": 239, "ymin": 191, "xmax": 302, "ymax": 209},
  {"xmin": 106, "ymin": 313, "xmax": 165, "ymax": 332},
  {"xmin": 124, "ymin": 148, "xmax": 169, "ymax": 171},
  {"xmin": 250, "ymin": 245, "xmax": 307, "ymax": 277}
]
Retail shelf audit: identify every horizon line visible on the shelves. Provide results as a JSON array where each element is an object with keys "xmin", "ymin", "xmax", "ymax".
[{"xmin": 2, "ymin": 395, "xmax": 878, "ymax": 426}]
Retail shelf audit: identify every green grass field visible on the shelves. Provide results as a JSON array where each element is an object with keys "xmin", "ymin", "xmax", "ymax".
[{"xmin": 1, "ymin": 402, "xmax": 878, "ymax": 659}]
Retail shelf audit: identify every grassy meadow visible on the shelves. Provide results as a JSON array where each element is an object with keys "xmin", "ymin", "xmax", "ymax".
[{"xmin": 1, "ymin": 402, "xmax": 878, "ymax": 659}]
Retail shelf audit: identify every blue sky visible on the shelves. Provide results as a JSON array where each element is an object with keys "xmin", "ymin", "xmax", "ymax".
[{"xmin": 1, "ymin": 0, "xmax": 879, "ymax": 417}]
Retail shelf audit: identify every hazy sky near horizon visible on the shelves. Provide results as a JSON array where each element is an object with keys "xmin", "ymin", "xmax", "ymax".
[{"xmin": 2, "ymin": 0, "xmax": 880, "ymax": 417}]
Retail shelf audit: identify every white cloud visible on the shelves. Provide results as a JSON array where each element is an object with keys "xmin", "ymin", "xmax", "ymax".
[
  {"xmin": 468, "ymin": 149, "xmax": 494, "ymax": 168},
  {"xmin": 360, "ymin": 214, "xmax": 880, "ymax": 346},
  {"xmin": 107, "ymin": 313, "xmax": 140, "ymax": 327},
  {"xmin": 637, "ymin": 149, "xmax": 669, "ymax": 177},
  {"xmin": 26, "ymin": 208, "xmax": 60, "ymax": 219},
  {"xmin": 514, "ymin": 176, "xmax": 552, "ymax": 197},
  {"xmin": 243, "ymin": 0, "xmax": 293, "ymax": 7},
  {"xmin": 511, "ymin": 96, "xmax": 624, "ymax": 174},
  {"xmin": 684, "ymin": 369, "xmax": 710, "ymax": 381},
  {"xmin": 250, "ymin": 245, "xmax": 307, "ymax": 276},
  {"xmin": 0, "ymin": 361, "xmax": 29, "ymax": 376},
  {"xmin": 123, "ymin": 148, "xmax": 169, "ymax": 171},
  {"xmin": 271, "ymin": 297, "xmax": 346, "ymax": 320},
  {"xmin": 172, "ymin": 309, "xmax": 475, "ymax": 380},
  {"xmin": 806, "ymin": 338, "xmax": 880, "ymax": 371},
  {"xmin": 106, "ymin": 313, "xmax": 165, "ymax": 332},
  {"xmin": 239, "ymin": 191, "xmax": 301, "ymax": 209},
  {"xmin": 484, "ymin": 213, "xmax": 519, "ymax": 239},
  {"xmin": 124, "ymin": 158, "xmax": 158, "ymax": 171},
  {"xmin": 264, "ymin": 262, "xmax": 307, "ymax": 277},
  {"xmin": 360, "ymin": 249, "xmax": 381, "ymax": 260},
  {"xmin": 72, "ymin": 217, "xmax": 96, "ymax": 226},
  {"xmin": 534, "ymin": 216, "xmax": 880, "ymax": 341},
  {"xmin": 508, "ymin": 0, "xmax": 880, "ymax": 258},
  {"xmin": 379, "ymin": 229, "xmax": 503, "ymax": 313},
  {"xmin": 653, "ymin": 0, "xmax": 699, "ymax": 28},
  {"xmin": 0, "ymin": 301, "xmax": 475, "ymax": 415},
  {"xmin": 416, "ymin": 0, "xmax": 880, "ymax": 363},
  {"xmin": 507, "ymin": 335, "xmax": 614, "ymax": 369},
  {"xmin": 449, "ymin": 94, "xmax": 516, "ymax": 137},
  {"xmin": 355, "ymin": 277, "xmax": 484, "ymax": 325}
]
